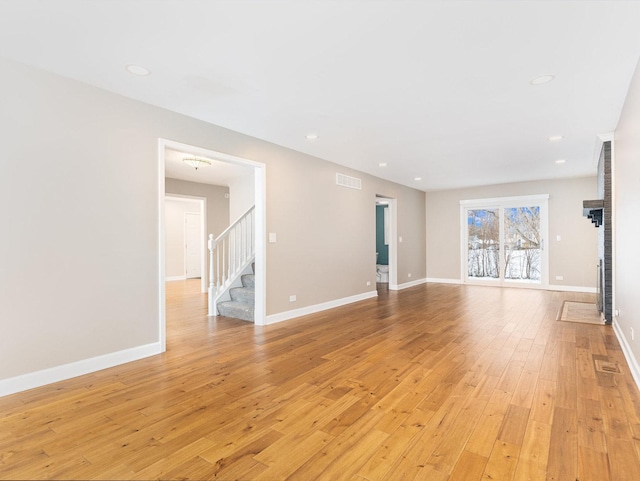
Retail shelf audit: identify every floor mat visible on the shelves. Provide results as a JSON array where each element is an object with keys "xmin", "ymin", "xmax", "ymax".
[{"xmin": 557, "ymin": 301, "xmax": 603, "ymax": 325}]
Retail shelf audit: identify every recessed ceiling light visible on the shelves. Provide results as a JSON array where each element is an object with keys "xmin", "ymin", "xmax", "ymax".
[
  {"xmin": 555, "ymin": 159, "xmax": 566, "ymax": 164},
  {"xmin": 530, "ymin": 74, "xmax": 555, "ymax": 85},
  {"xmin": 305, "ymin": 134, "xmax": 319, "ymax": 141},
  {"xmin": 125, "ymin": 64, "xmax": 150, "ymax": 76},
  {"xmin": 378, "ymin": 162, "xmax": 388, "ymax": 167},
  {"xmin": 548, "ymin": 135, "xmax": 564, "ymax": 141},
  {"xmin": 414, "ymin": 177, "xmax": 422, "ymax": 181}
]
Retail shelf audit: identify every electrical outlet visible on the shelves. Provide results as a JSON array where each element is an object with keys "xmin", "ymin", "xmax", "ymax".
[
  {"xmin": 555, "ymin": 275, "xmax": 563, "ymax": 281},
  {"xmin": 408, "ymin": 273, "xmax": 412, "ymax": 278},
  {"xmin": 366, "ymin": 281, "xmax": 371, "ymax": 286},
  {"xmin": 289, "ymin": 295, "xmax": 296, "ymax": 302}
]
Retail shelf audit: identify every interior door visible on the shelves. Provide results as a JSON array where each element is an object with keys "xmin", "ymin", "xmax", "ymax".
[{"xmin": 185, "ymin": 212, "xmax": 201, "ymax": 278}]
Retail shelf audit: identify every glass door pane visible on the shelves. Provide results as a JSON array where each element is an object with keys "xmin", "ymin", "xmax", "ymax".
[
  {"xmin": 467, "ymin": 209, "xmax": 500, "ymax": 280},
  {"xmin": 504, "ymin": 206, "xmax": 541, "ymax": 283}
]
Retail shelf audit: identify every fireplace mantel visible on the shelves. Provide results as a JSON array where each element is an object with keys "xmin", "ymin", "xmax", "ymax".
[{"xmin": 583, "ymin": 199, "xmax": 604, "ymax": 227}]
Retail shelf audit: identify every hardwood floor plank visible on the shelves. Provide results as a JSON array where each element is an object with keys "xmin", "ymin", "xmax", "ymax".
[
  {"xmin": 546, "ymin": 406, "xmax": 578, "ymax": 481},
  {"xmin": 482, "ymin": 440, "xmax": 520, "ymax": 481},
  {"xmin": 448, "ymin": 449, "xmax": 488, "ymax": 481},
  {"xmin": 1, "ymin": 281, "xmax": 640, "ymax": 480}
]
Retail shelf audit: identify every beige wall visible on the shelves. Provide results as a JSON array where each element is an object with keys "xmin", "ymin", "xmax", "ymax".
[
  {"xmin": 228, "ymin": 172, "xmax": 255, "ymax": 222},
  {"xmin": 614, "ymin": 60, "xmax": 640, "ymax": 369},
  {"xmin": 0, "ymin": 57, "xmax": 426, "ymax": 383},
  {"xmin": 263, "ymin": 143, "xmax": 426, "ymax": 314},
  {"xmin": 165, "ymin": 179, "xmax": 230, "ymax": 240},
  {"xmin": 426, "ymin": 177, "xmax": 598, "ymax": 289}
]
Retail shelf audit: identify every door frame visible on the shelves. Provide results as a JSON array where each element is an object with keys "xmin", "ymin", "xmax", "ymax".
[
  {"xmin": 158, "ymin": 139, "xmax": 267, "ymax": 351},
  {"xmin": 460, "ymin": 194, "xmax": 549, "ymax": 288},
  {"xmin": 376, "ymin": 195, "xmax": 398, "ymax": 289}
]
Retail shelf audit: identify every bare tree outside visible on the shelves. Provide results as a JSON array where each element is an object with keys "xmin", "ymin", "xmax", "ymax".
[
  {"xmin": 504, "ymin": 206, "xmax": 541, "ymax": 281},
  {"xmin": 467, "ymin": 209, "xmax": 499, "ymax": 278},
  {"xmin": 467, "ymin": 206, "xmax": 541, "ymax": 282}
]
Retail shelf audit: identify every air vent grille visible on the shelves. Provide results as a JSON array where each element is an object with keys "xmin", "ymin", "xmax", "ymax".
[{"xmin": 336, "ymin": 173, "xmax": 362, "ymax": 190}]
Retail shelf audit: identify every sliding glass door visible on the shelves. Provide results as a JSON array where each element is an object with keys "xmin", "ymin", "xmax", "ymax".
[
  {"xmin": 461, "ymin": 195, "xmax": 548, "ymax": 287},
  {"xmin": 467, "ymin": 209, "xmax": 500, "ymax": 280}
]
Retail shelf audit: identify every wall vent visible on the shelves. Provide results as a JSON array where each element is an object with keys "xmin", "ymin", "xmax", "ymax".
[{"xmin": 336, "ymin": 173, "xmax": 362, "ymax": 190}]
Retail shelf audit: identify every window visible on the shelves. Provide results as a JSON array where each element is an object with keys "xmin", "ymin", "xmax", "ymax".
[{"xmin": 460, "ymin": 195, "xmax": 549, "ymax": 287}]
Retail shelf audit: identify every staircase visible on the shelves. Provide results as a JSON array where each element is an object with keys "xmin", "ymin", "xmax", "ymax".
[
  {"xmin": 217, "ymin": 263, "xmax": 255, "ymax": 322},
  {"xmin": 208, "ymin": 206, "xmax": 255, "ymax": 322}
]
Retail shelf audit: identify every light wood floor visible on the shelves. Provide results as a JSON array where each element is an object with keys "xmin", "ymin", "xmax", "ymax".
[{"xmin": 1, "ymin": 281, "xmax": 640, "ymax": 480}]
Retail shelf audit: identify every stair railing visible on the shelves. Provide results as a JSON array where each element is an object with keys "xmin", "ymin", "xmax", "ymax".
[{"xmin": 208, "ymin": 205, "xmax": 255, "ymax": 316}]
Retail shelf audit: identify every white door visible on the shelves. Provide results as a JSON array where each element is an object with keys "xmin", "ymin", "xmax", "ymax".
[{"xmin": 185, "ymin": 212, "xmax": 201, "ymax": 278}]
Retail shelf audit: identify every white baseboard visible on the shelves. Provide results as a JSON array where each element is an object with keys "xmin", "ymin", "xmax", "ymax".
[
  {"xmin": 423, "ymin": 278, "xmax": 595, "ymax": 294},
  {"xmin": 547, "ymin": 284, "xmax": 597, "ymax": 293},
  {"xmin": 390, "ymin": 278, "xmax": 427, "ymax": 291},
  {"xmin": 425, "ymin": 278, "xmax": 462, "ymax": 285},
  {"xmin": 0, "ymin": 342, "xmax": 164, "ymax": 398},
  {"xmin": 613, "ymin": 320, "xmax": 640, "ymax": 391},
  {"xmin": 166, "ymin": 275, "xmax": 187, "ymax": 281},
  {"xmin": 265, "ymin": 290, "xmax": 378, "ymax": 325}
]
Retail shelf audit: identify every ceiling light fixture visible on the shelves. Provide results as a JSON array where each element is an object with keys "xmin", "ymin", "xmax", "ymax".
[
  {"xmin": 125, "ymin": 64, "xmax": 151, "ymax": 76},
  {"xmin": 414, "ymin": 177, "xmax": 422, "ymax": 181},
  {"xmin": 183, "ymin": 157, "xmax": 211, "ymax": 170},
  {"xmin": 548, "ymin": 135, "xmax": 564, "ymax": 141},
  {"xmin": 378, "ymin": 162, "xmax": 388, "ymax": 167},
  {"xmin": 305, "ymin": 134, "xmax": 319, "ymax": 141},
  {"xmin": 555, "ymin": 159, "xmax": 566, "ymax": 164},
  {"xmin": 530, "ymin": 74, "xmax": 555, "ymax": 85}
]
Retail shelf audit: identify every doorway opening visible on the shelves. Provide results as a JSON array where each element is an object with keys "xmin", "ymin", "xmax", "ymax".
[
  {"xmin": 164, "ymin": 195, "xmax": 207, "ymax": 292},
  {"xmin": 376, "ymin": 195, "xmax": 398, "ymax": 291},
  {"xmin": 460, "ymin": 194, "xmax": 549, "ymax": 288},
  {"xmin": 158, "ymin": 139, "xmax": 267, "ymax": 350}
]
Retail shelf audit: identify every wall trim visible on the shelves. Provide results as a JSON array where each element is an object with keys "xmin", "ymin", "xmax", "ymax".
[
  {"xmin": 265, "ymin": 290, "xmax": 378, "ymax": 325},
  {"xmin": 423, "ymin": 279, "xmax": 595, "ymax": 293},
  {"xmin": 426, "ymin": 277, "xmax": 463, "ymax": 285},
  {"xmin": 166, "ymin": 275, "xmax": 187, "ymax": 281},
  {"xmin": 547, "ymin": 284, "xmax": 597, "ymax": 293},
  {"xmin": 613, "ymin": 319, "xmax": 640, "ymax": 390},
  {"xmin": 0, "ymin": 342, "xmax": 163, "ymax": 398},
  {"xmin": 390, "ymin": 278, "xmax": 427, "ymax": 291}
]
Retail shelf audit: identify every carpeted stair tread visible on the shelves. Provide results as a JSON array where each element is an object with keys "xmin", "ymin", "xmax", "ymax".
[
  {"xmin": 217, "ymin": 301, "xmax": 255, "ymax": 322},
  {"xmin": 215, "ymin": 262, "xmax": 255, "ymax": 322},
  {"xmin": 241, "ymin": 274, "xmax": 255, "ymax": 288},
  {"xmin": 230, "ymin": 286, "xmax": 255, "ymax": 305}
]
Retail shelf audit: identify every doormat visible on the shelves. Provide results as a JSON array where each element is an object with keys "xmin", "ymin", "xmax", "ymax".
[{"xmin": 557, "ymin": 301, "xmax": 603, "ymax": 325}]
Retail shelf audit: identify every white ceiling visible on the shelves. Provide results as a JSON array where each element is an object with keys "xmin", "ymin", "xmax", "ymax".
[
  {"xmin": 165, "ymin": 148, "xmax": 252, "ymax": 186},
  {"xmin": 1, "ymin": 0, "xmax": 639, "ymax": 191}
]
